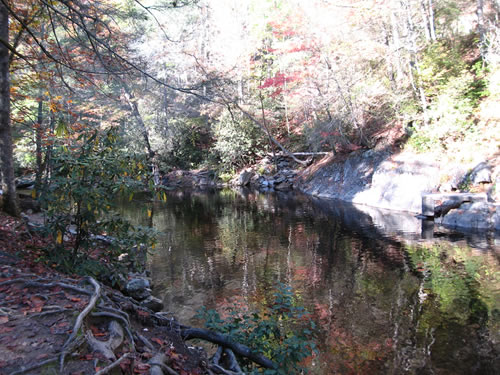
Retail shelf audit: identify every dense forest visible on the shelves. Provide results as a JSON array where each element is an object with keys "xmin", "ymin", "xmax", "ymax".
[{"xmin": 1, "ymin": 0, "xmax": 499, "ymax": 215}]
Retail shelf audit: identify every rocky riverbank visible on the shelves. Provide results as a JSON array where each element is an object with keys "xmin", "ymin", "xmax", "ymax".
[
  {"xmin": 160, "ymin": 148, "xmax": 499, "ymax": 234},
  {"xmin": 294, "ymin": 149, "xmax": 499, "ymax": 232}
]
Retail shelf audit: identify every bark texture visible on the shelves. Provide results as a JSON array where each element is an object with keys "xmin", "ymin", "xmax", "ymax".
[{"xmin": 0, "ymin": 3, "xmax": 20, "ymax": 216}]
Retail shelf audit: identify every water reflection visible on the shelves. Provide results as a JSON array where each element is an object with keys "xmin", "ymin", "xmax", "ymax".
[{"xmin": 128, "ymin": 189, "xmax": 500, "ymax": 374}]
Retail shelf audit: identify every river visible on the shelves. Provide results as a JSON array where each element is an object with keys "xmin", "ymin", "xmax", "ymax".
[{"xmin": 125, "ymin": 189, "xmax": 500, "ymax": 374}]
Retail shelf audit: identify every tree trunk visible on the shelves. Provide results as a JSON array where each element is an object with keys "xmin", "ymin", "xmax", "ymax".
[
  {"xmin": 122, "ymin": 83, "xmax": 160, "ymax": 185},
  {"xmin": 259, "ymin": 90, "xmax": 277, "ymax": 170},
  {"xmin": 428, "ymin": 0, "xmax": 436, "ymax": 41},
  {"xmin": 34, "ymin": 91, "xmax": 44, "ymax": 193},
  {"xmin": 0, "ymin": 4, "xmax": 20, "ymax": 216},
  {"xmin": 420, "ymin": 1, "xmax": 431, "ymax": 41},
  {"xmin": 403, "ymin": 0, "xmax": 429, "ymax": 126},
  {"xmin": 122, "ymin": 84, "xmax": 154, "ymax": 159},
  {"xmin": 477, "ymin": 0, "xmax": 487, "ymax": 62}
]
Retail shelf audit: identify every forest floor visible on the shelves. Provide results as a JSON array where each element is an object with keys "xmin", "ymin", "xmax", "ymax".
[{"xmin": 0, "ymin": 212, "xmax": 209, "ymax": 375}]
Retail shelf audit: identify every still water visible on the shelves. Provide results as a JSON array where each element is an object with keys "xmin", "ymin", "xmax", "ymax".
[{"xmin": 129, "ymin": 189, "xmax": 500, "ymax": 374}]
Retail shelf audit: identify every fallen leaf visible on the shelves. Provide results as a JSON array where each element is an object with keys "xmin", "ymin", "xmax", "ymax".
[
  {"xmin": 151, "ymin": 337, "xmax": 164, "ymax": 346},
  {"xmin": 0, "ymin": 316, "xmax": 8, "ymax": 324},
  {"xmin": 30, "ymin": 295, "xmax": 45, "ymax": 312}
]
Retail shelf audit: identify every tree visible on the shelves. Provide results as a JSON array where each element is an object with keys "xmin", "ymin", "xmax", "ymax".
[{"xmin": 0, "ymin": 1, "xmax": 19, "ymax": 216}]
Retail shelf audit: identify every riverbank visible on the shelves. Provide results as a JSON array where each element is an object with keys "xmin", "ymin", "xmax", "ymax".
[
  {"xmin": 160, "ymin": 146, "xmax": 499, "ymax": 234},
  {"xmin": 0, "ymin": 213, "xmax": 206, "ymax": 375},
  {"xmin": 294, "ymin": 148, "xmax": 500, "ymax": 232}
]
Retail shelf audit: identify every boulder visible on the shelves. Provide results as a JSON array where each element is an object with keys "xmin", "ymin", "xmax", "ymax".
[
  {"xmin": 470, "ymin": 162, "xmax": 492, "ymax": 184},
  {"xmin": 140, "ymin": 295, "xmax": 164, "ymax": 312},
  {"xmin": 438, "ymin": 202, "xmax": 498, "ymax": 230},
  {"xmin": 125, "ymin": 278, "xmax": 151, "ymax": 301},
  {"xmin": 235, "ymin": 169, "xmax": 254, "ymax": 186}
]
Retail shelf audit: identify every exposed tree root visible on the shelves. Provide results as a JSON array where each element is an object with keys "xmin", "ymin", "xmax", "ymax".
[
  {"xmin": 1, "ymin": 269, "xmax": 278, "ymax": 375},
  {"xmin": 94, "ymin": 352, "xmax": 133, "ymax": 375},
  {"xmin": 182, "ymin": 327, "xmax": 277, "ymax": 369},
  {"xmin": 59, "ymin": 276, "xmax": 101, "ymax": 372},
  {"xmin": 91, "ymin": 311, "xmax": 136, "ymax": 351},
  {"xmin": 210, "ymin": 347, "xmax": 244, "ymax": 375},
  {"xmin": 149, "ymin": 352, "xmax": 181, "ymax": 375},
  {"xmin": 86, "ymin": 320, "xmax": 124, "ymax": 361}
]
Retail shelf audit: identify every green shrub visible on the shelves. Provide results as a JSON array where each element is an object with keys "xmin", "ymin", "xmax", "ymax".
[
  {"xmin": 212, "ymin": 110, "xmax": 265, "ymax": 170},
  {"xmin": 38, "ymin": 127, "xmax": 156, "ymax": 285},
  {"xmin": 197, "ymin": 283, "xmax": 318, "ymax": 374}
]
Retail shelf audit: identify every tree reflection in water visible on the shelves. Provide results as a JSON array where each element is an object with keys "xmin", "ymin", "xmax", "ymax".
[{"xmin": 122, "ymin": 189, "xmax": 500, "ymax": 374}]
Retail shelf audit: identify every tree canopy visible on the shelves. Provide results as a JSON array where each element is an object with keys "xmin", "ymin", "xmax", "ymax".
[{"xmin": 1, "ymin": 0, "xmax": 499, "ymax": 215}]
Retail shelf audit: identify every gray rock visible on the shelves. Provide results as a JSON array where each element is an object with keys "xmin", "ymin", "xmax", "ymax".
[
  {"xmin": 274, "ymin": 175, "xmax": 286, "ymax": 184},
  {"xmin": 125, "ymin": 278, "xmax": 152, "ymax": 301},
  {"xmin": 470, "ymin": 162, "xmax": 492, "ymax": 184},
  {"xmin": 439, "ymin": 202, "xmax": 495, "ymax": 230},
  {"xmin": 236, "ymin": 169, "xmax": 254, "ymax": 186},
  {"xmin": 140, "ymin": 295, "xmax": 164, "ymax": 312},
  {"xmin": 275, "ymin": 182, "xmax": 292, "ymax": 191}
]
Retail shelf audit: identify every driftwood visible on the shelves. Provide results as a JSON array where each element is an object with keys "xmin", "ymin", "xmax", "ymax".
[{"xmin": 181, "ymin": 327, "xmax": 277, "ymax": 369}]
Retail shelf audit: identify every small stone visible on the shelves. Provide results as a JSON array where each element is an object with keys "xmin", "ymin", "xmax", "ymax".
[
  {"xmin": 140, "ymin": 296, "xmax": 164, "ymax": 312},
  {"xmin": 275, "ymin": 182, "xmax": 292, "ymax": 191},
  {"xmin": 125, "ymin": 278, "xmax": 152, "ymax": 301}
]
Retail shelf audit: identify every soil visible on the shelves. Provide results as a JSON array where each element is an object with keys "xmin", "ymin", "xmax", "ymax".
[{"xmin": 0, "ymin": 212, "xmax": 209, "ymax": 375}]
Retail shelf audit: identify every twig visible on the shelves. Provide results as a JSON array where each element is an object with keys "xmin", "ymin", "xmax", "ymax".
[
  {"xmin": 94, "ymin": 352, "xmax": 133, "ymax": 375},
  {"xmin": 137, "ymin": 333, "xmax": 155, "ymax": 350},
  {"xmin": 60, "ymin": 277, "xmax": 101, "ymax": 371},
  {"xmin": 31, "ymin": 306, "xmax": 70, "ymax": 317}
]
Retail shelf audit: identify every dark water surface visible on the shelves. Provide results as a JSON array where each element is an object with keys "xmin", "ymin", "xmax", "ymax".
[{"xmin": 127, "ymin": 189, "xmax": 500, "ymax": 374}]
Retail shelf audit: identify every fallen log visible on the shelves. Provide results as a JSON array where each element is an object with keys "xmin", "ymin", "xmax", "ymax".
[{"xmin": 267, "ymin": 152, "xmax": 330, "ymax": 157}]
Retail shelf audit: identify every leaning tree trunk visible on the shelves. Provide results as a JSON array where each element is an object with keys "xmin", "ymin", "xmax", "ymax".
[{"xmin": 0, "ymin": 3, "xmax": 20, "ymax": 217}]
